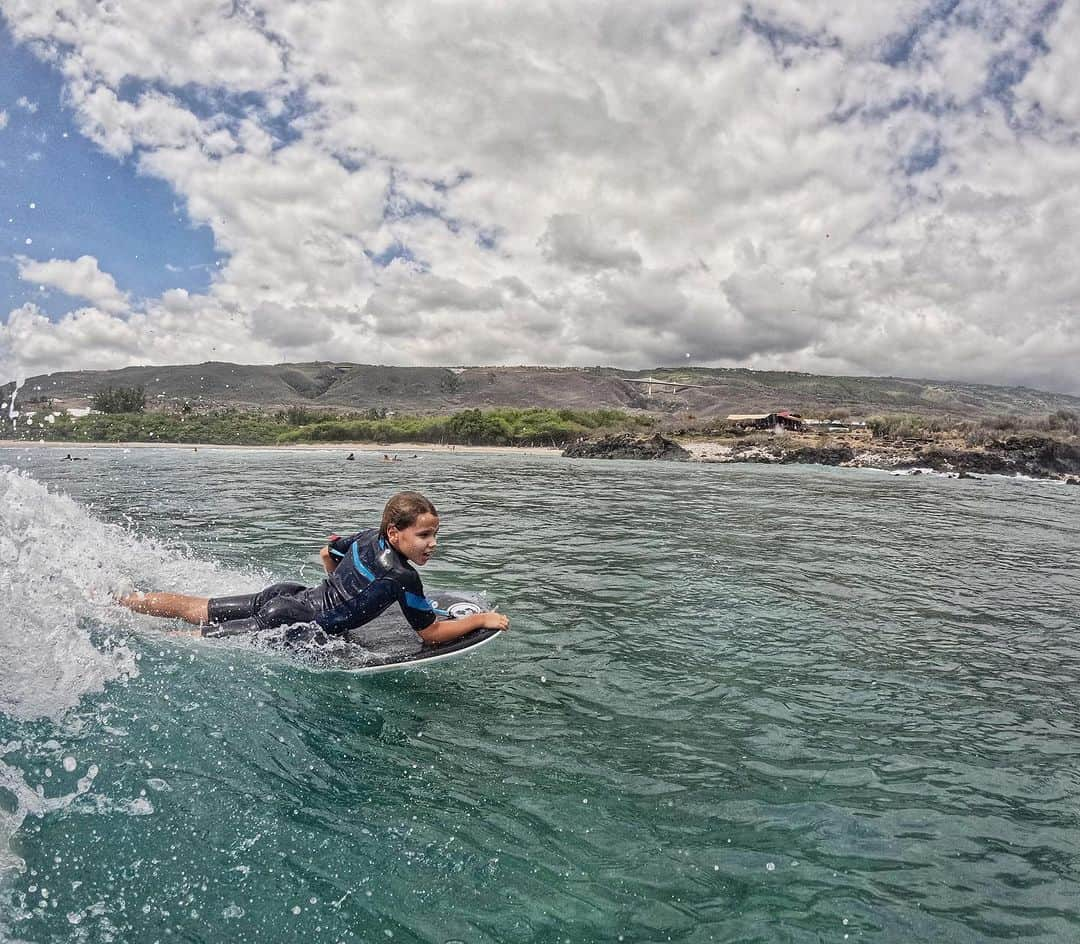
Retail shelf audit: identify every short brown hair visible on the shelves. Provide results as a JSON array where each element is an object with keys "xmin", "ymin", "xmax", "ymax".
[{"xmin": 380, "ymin": 491, "xmax": 438, "ymax": 537}]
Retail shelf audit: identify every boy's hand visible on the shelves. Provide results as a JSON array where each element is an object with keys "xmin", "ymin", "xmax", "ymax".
[{"xmin": 482, "ymin": 611, "xmax": 510, "ymax": 631}]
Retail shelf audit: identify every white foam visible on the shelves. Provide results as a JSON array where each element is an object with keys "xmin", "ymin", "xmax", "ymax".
[
  {"xmin": 0, "ymin": 469, "xmax": 272, "ymax": 888},
  {"xmin": 0, "ymin": 467, "xmax": 256, "ymax": 721},
  {"xmin": 0, "ymin": 468, "xmax": 142, "ymax": 722}
]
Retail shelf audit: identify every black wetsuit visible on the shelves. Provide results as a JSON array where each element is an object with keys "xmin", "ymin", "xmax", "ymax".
[{"xmin": 204, "ymin": 529, "xmax": 437, "ymax": 640}]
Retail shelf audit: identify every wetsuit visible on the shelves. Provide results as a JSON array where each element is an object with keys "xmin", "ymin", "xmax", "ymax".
[{"xmin": 204, "ymin": 529, "xmax": 437, "ymax": 640}]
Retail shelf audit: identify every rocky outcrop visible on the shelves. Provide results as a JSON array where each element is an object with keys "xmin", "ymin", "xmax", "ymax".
[
  {"xmin": 994, "ymin": 436, "xmax": 1080, "ymax": 475},
  {"xmin": 777, "ymin": 445, "xmax": 856, "ymax": 466},
  {"xmin": 908, "ymin": 449, "xmax": 1014, "ymax": 476},
  {"xmin": 908, "ymin": 436, "xmax": 1080, "ymax": 479},
  {"xmin": 686, "ymin": 434, "xmax": 1080, "ymax": 480},
  {"xmin": 562, "ymin": 433, "xmax": 691, "ymax": 460}
]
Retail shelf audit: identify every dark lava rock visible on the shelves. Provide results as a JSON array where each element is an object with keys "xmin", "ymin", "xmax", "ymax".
[
  {"xmin": 777, "ymin": 446, "xmax": 855, "ymax": 466},
  {"xmin": 1032, "ymin": 438, "xmax": 1080, "ymax": 474},
  {"xmin": 562, "ymin": 433, "xmax": 691, "ymax": 461},
  {"xmin": 906, "ymin": 437, "xmax": 1080, "ymax": 479},
  {"xmin": 984, "ymin": 436, "xmax": 1080, "ymax": 476},
  {"xmin": 915, "ymin": 449, "xmax": 1014, "ymax": 476}
]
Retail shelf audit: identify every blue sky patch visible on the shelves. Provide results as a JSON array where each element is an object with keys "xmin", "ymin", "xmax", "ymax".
[
  {"xmin": 476, "ymin": 228, "xmax": 499, "ymax": 251},
  {"xmin": 741, "ymin": 10, "xmax": 838, "ymax": 60},
  {"xmin": 879, "ymin": 0, "xmax": 963, "ymax": 67},
  {"xmin": 367, "ymin": 241, "xmax": 419, "ymax": 268},
  {"xmin": 1, "ymin": 21, "xmax": 224, "ymax": 320},
  {"xmin": 900, "ymin": 134, "xmax": 944, "ymax": 175}
]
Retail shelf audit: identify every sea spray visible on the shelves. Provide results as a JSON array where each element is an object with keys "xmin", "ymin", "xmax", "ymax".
[
  {"xmin": 3, "ymin": 376, "xmax": 23, "ymax": 421},
  {"xmin": 0, "ymin": 746, "xmax": 99, "ymax": 881},
  {"xmin": 0, "ymin": 466, "xmax": 265, "ymax": 895},
  {"xmin": 0, "ymin": 467, "xmax": 260, "ymax": 720},
  {"xmin": 0, "ymin": 468, "xmax": 141, "ymax": 721}
]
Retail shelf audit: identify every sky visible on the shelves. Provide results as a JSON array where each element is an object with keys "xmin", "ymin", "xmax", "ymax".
[{"xmin": 1, "ymin": 1, "xmax": 1078, "ymax": 394}]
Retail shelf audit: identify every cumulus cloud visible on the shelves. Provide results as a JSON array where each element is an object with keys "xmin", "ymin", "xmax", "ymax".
[
  {"xmin": 539, "ymin": 215, "xmax": 642, "ymax": 273},
  {"xmin": 17, "ymin": 256, "xmax": 130, "ymax": 313},
  {"xmin": 0, "ymin": 109, "xmax": 8, "ymax": 130},
  {"xmin": 1015, "ymin": 0, "xmax": 1080, "ymax": 127},
  {"xmin": 1, "ymin": 0, "xmax": 1079, "ymax": 392}
]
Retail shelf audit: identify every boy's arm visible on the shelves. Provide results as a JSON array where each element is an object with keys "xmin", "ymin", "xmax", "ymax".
[
  {"xmin": 322, "ymin": 532, "xmax": 360, "ymax": 573},
  {"xmin": 418, "ymin": 610, "xmax": 509, "ymax": 645},
  {"xmin": 320, "ymin": 546, "xmax": 338, "ymax": 573}
]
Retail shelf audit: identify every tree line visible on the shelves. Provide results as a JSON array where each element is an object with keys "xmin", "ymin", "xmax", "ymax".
[{"xmin": 5, "ymin": 402, "xmax": 652, "ymax": 446}]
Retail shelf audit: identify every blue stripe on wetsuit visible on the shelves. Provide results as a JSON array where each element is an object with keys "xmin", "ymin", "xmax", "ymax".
[
  {"xmin": 351, "ymin": 542, "xmax": 378, "ymax": 581},
  {"xmin": 405, "ymin": 590, "xmax": 434, "ymax": 613},
  {"xmin": 316, "ymin": 528, "xmax": 437, "ymax": 634}
]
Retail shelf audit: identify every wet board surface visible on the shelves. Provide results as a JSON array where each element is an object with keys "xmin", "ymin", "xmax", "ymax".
[{"xmin": 296, "ymin": 590, "xmax": 502, "ymax": 674}]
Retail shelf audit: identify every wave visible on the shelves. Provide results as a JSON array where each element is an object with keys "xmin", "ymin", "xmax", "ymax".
[
  {"xmin": 0, "ymin": 466, "xmax": 263, "ymax": 721},
  {"xmin": 0, "ymin": 467, "xmax": 145, "ymax": 723},
  {"xmin": 0, "ymin": 467, "xmax": 263, "ymax": 891}
]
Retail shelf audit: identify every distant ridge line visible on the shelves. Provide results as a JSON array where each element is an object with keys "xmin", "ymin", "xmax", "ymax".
[{"xmin": 3, "ymin": 361, "xmax": 1079, "ymax": 419}]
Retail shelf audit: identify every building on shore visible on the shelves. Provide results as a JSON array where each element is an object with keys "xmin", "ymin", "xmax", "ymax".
[{"xmin": 726, "ymin": 411, "xmax": 805, "ymax": 432}]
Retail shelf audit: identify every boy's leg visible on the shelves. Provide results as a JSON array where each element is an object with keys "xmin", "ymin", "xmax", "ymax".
[{"xmin": 118, "ymin": 592, "xmax": 210, "ymax": 625}]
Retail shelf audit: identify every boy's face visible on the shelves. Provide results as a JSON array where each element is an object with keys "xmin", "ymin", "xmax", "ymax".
[{"xmin": 387, "ymin": 513, "xmax": 440, "ymax": 566}]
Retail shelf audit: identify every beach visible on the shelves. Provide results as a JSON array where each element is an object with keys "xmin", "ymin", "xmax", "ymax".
[
  {"xmin": 4, "ymin": 430, "xmax": 1080, "ymax": 481},
  {"xmin": 0, "ymin": 439, "xmax": 563, "ymax": 457}
]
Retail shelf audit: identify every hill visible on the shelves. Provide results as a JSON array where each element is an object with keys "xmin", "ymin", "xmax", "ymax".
[{"xmin": 4, "ymin": 362, "xmax": 1079, "ymax": 421}]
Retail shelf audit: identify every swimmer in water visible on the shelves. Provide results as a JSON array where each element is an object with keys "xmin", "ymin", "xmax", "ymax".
[{"xmin": 119, "ymin": 491, "xmax": 509, "ymax": 644}]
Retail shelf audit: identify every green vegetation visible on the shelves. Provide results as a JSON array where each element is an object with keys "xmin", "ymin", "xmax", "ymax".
[
  {"xmin": 4, "ymin": 406, "xmax": 651, "ymax": 447},
  {"xmin": 37, "ymin": 410, "xmax": 292, "ymax": 444},
  {"xmin": 866, "ymin": 413, "xmax": 954, "ymax": 439},
  {"xmin": 91, "ymin": 385, "xmax": 146, "ymax": 413},
  {"xmin": 867, "ymin": 410, "xmax": 1080, "ymax": 444},
  {"xmin": 969, "ymin": 409, "xmax": 1079, "ymax": 435},
  {"xmin": 279, "ymin": 407, "xmax": 652, "ymax": 447},
  {"xmin": 959, "ymin": 409, "xmax": 1080, "ymax": 445}
]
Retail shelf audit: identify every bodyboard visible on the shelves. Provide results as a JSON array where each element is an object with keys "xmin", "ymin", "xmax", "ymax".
[{"xmin": 288, "ymin": 590, "xmax": 501, "ymax": 674}]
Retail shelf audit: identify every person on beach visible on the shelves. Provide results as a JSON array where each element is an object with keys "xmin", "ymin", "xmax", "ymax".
[{"xmin": 119, "ymin": 491, "xmax": 509, "ymax": 644}]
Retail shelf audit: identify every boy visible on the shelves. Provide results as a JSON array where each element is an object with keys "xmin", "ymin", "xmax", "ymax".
[{"xmin": 119, "ymin": 491, "xmax": 509, "ymax": 644}]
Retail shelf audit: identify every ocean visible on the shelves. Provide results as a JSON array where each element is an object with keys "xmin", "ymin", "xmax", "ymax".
[{"xmin": 1, "ymin": 446, "xmax": 1078, "ymax": 943}]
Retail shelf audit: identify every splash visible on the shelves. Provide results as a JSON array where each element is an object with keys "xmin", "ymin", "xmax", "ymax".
[
  {"xmin": 0, "ymin": 743, "xmax": 99, "ymax": 880},
  {"xmin": 0, "ymin": 468, "xmax": 146, "ymax": 721},
  {"xmin": 0, "ymin": 468, "xmax": 259, "ymax": 894},
  {"xmin": 4, "ymin": 377, "xmax": 23, "ymax": 421},
  {"xmin": 0, "ymin": 466, "xmax": 271, "ymax": 722}
]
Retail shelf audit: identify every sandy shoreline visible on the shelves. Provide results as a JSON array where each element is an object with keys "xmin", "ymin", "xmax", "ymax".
[
  {"xmin": 0, "ymin": 439, "xmax": 563, "ymax": 457},
  {"xmin": 3, "ymin": 436, "xmax": 1078, "ymax": 482}
]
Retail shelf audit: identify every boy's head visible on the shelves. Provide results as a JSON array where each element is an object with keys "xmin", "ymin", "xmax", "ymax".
[{"xmin": 382, "ymin": 491, "xmax": 440, "ymax": 566}]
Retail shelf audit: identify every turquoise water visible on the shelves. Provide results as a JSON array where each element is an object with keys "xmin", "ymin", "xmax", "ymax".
[{"xmin": 1, "ymin": 446, "xmax": 1078, "ymax": 943}]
